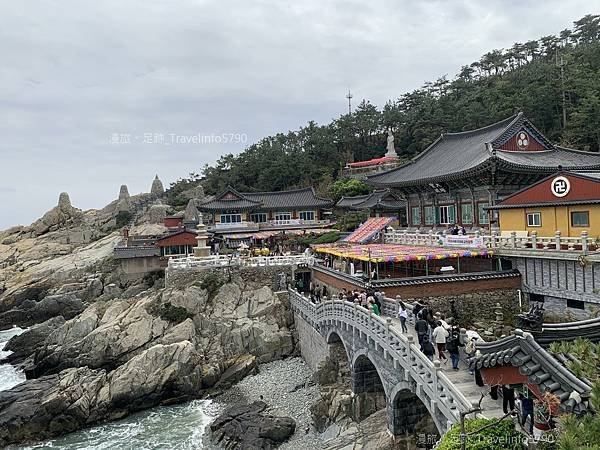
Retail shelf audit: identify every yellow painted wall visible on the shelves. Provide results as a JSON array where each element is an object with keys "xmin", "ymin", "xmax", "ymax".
[{"xmin": 498, "ymin": 205, "xmax": 600, "ymax": 237}]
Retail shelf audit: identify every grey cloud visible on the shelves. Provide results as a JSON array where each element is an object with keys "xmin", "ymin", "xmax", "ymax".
[{"xmin": 0, "ymin": 0, "xmax": 593, "ymax": 228}]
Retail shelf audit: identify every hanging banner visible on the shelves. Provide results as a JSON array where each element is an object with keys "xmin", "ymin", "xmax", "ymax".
[{"xmin": 442, "ymin": 235, "xmax": 484, "ymax": 248}]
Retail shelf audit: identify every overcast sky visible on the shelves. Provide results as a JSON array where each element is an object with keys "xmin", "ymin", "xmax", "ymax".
[{"xmin": 0, "ymin": 0, "xmax": 593, "ymax": 229}]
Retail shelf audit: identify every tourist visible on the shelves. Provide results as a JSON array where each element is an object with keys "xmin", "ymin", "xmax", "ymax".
[
  {"xmin": 315, "ymin": 285, "xmax": 322, "ymax": 303},
  {"xmin": 502, "ymin": 385, "xmax": 516, "ymax": 414},
  {"xmin": 415, "ymin": 315, "xmax": 429, "ymax": 348},
  {"xmin": 445, "ymin": 326, "xmax": 461, "ymax": 370},
  {"xmin": 413, "ymin": 301, "xmax": 423, "ymax": 319},
  {"xmin": 398, "ymin": 301, "xmax": 408, "ymax": 333},
  {"xmin": 322, "ymin": 285, "xmax": 328, "ymax": 300},
  {"xmin": 373, "ymin": 290, "xmax": 382, "ymax": 311},
  {"xmin": 432, "ymin": 321, "xmax": 449, "ymax": 361},
  {"xmin": 438, "ymin": 314, "xmax": 450, "ymax": 330},
  {"xmin": 459, "ymin": 226, "xmax": 466, "ymax": 235},
  {"xmin": 465, "ymin": 337, "xmax": 478, "ymax": 375},
  {"xmin": 519, "ymin": 393, "xmax": 534, "ymax": 434},
  {"xmin": 421, "ymin": 335, "xmax": 434, "ymax": 361},
  {"xmin": 370, "ymin": 299, "xmax": 380, "ymax": 316}
]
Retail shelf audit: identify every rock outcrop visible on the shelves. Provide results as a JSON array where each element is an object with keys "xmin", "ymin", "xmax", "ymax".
[
  {"xmin": 0, "ymin": 341, "xmax": 202, "ymax": 447},
  {"xmin": 2, "ymin": 316, "xmax": 65, "ymax": 365},
  {"xmin": 30, "ymin": 193, "xmax": 83, "ymax": 236},
  {"xmin": 0, "ymin": 266, "xmax": 297, "ymax": 446},
  {"xmin": 210, "ymin": 401, "xmax": 296, "ymax": 450}
]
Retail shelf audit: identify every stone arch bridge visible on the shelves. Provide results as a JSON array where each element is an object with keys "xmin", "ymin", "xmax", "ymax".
[{"xmin": 289, "ymin": 289, "xmax": 500, "ymax": 437}]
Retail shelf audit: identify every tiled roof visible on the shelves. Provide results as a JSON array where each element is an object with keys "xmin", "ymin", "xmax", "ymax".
[
  {"xmin": 199, "ymin": 186, "xmax": 332, "ymax": 212},
  {"xmin": 535, "ymin": 316, "xmax": 600, "ymax": 346},
  {"xmin": 470, "ymin": 329, "xmax": 592, "ymax": 414},
  {"xmin": 337, "ymin": 194, "xmax": 371, "ymax": 208},
  {"xmin": 336, "ymin": 189, "xmax": 405, "ymax": 210},
  {"xmin": 367, "ymin": 113, "xmax": 600, "ymax": 187}
]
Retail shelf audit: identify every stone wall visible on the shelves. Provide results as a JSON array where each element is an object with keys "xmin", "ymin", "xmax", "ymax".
[
  {"xmin": 293, "ymin": 312, "xmax": 329, "ymax": 371},
  {"xmin": 166, "ymin": 265, "xmax": 294, "ymax": 291},
  {"xmin": 510, "ymin": 256, "xmax": 600, "ymax": 319},
  {"xmin": 401, "ymin": 289, "xmax": 522, "ymax": 327}
]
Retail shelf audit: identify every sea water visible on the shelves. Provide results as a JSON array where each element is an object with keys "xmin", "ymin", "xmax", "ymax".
[
  {"xmin": 0, "ymin": 327, "xmax": 215, "ymax": 450},
  {"xmin": 0, "ymin": 326, "xmax": 26, "ymax": 391}
]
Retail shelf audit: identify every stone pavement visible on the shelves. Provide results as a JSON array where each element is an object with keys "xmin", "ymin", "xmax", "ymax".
[{"xmin": 387, "ymin": 316, "xmax": 506, "ymax": 420}]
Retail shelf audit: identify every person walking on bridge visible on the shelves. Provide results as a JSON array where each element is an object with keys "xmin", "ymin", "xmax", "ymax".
[
  {"xmin": 398, "ymin": 301, "xmax": 408, "ymax": 333},
  {"xmin": 432, "ymin": 321, "xmax": 449, "ymax": 362},
  {"xmin": 415, "ymin": 316, "xmax": 429, "ymax": 349}
]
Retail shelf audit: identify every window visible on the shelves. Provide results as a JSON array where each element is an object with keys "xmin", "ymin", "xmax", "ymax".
[
  {"xmin": 299, "ymin": 211, "xmax": 315, "ymax": 221},
  {"xmin": 526, "ymin": 212, "xmax": 541, "ymax": 227},
  {"xmin": 250, "ymin": 213, "xmax": 267, "ymax": 223},
  {"xmin": 411, "ymin": 207, "xmax": 421, "ymax": 225},
  {"xmin": 424, "ymin": 206, "xmax": 435, "ymax": 225},
  {"xmin": 567, "ymin": 298, "xmax": 585, "ymax": 310},
  {"xmin": 478, "ymin": 202, "xmax": 489, "ymax": 224},
  {"xmin": 461, "ymin": 203, "xmax": 473, "ymax": 224},
  {"xmin": 274, "ymin": 212, "xmax": 291, "ymax": 221},
  {"xmin": 220, "ymin": 214, "xmax": 242, "ymax": 223},
  {"xmin": 437, "ymin": 205, "xmax": 456, "ymax": 225},
  {"xmin": 529, "ymin": 293, "xmax": 544, "ymax": 303},
  {"xmin": 571, "ymin": 211, "xmax": 589, "ymax": 227}
]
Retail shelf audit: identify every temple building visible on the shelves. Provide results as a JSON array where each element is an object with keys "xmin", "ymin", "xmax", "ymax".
[
  {"xmin": 336, "ymin": 189, "xmax": 406, "ymax": 221},
  {"xmin": 490, "ymin": 171, "xmax": 600, "ymax": 237},
  {"xmin": 198, "ymin": 186, "xmax": 334, "ymax": 246},
  {"xmin": 367, "ymin": 113, "xmax": 600, "ymax": 230}
]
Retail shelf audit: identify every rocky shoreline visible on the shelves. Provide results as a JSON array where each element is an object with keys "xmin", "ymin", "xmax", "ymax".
[{"xmin": 204, "ymin": 357, "xmax": 323, "ymax": 449}]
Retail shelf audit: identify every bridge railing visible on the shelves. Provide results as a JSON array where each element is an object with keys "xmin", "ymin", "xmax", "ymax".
[{"xmin": 289, "ymin": 289, "xmax": 475, "ymax": 424}]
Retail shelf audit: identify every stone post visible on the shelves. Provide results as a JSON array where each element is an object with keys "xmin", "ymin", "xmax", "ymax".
[
  {"xmin": 494, "ymin": 303, "xmax": 503, "ymax": 323},
  {"xmin": 530, "ymin": 231, "xmax": 537, "ymax": 250},
  {"xmin": 428, "ymin": 229, "xmax": 434, "ymax": 246},
  {"xmin": 432, "ymin": 360, "xmax": 441, "ymax": 411},
  {"xmin": 386, "ymin": 317, "xmax": 392, "ymax": 346},
  {"xmin": 491, "ymin": 229, "xmax": 499, "ymax": 248},
  {"xmin": 582, "ymin": 231, "xmax": 589, "ymax": 255},
  {"xmin": 406, "ymin": 334, "xmax": 414, "ymax": 361},
  {"xmin": 555, "ymin": 230, "xmax": 561, "ymax": 250},
  {"xmin": 510, "ymin": 231, "xmax": 517, "ymax": 248}
]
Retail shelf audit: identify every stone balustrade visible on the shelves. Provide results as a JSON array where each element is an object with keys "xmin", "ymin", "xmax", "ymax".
[{"xmin": 384, "ymin": 229, "xmax": 596, "ymax": 254}]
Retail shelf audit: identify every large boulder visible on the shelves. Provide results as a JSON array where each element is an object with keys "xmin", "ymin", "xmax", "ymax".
[
  {"xmin": 0, "ymin": 293, "xmax": 83, "ymax": 330},
  {"xmin": 210, "ymin": 401, "xmax": 296, "ymax": 449},
  {"xmin": 0, "ymin": 341, "xmax": 203, "ymax": 447},
  {"xmin": 2, "ymin": 316, "xmax": 65, "ymax": 365}
]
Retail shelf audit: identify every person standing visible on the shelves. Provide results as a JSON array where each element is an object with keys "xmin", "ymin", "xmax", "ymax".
[
  {"xmin": 415, "ymin": 316, "xmax": 429, "ymax": 348},
  {"xmin": 398, "ymin": 302, "xmax": 408, "ymax": 333},
  {"xmin": 519, "ymin": 393, "xmax": 534, "ymax": 434},
  {"xmin": 421, "ymin": 335, "xmax": 434, "ymax": 361},
  {"xmin": 502, "ymin": 385, "xmax": 516, "ymax": 414},
  {"xmin": 445, "ymin": 326, "xmax": 461, "ymax": 370},
  {"xmin": 432, "ymin": 321, "xmax": 449, "ymax": 361}
]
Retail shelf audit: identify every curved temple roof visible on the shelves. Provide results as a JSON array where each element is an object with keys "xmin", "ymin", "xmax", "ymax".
[
  {"xmin": 367, "ymin": 113, "xmax": 600, "ymax": 187},
  {"xmin": 336, "ymin": 189, "xmax": 405, "ymax": 211},
  {"xmin": 470, "ymin": 329, "xmax": 592, "ymax": 414},
  {"xmin": 199, "ymin": 186, "xmax": 333, "ymax": 212}
]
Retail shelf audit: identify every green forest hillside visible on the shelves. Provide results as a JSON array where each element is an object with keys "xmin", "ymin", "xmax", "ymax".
[{"xmin": 168, "ymin": 15, "xmax": 600, "ymax": 208}]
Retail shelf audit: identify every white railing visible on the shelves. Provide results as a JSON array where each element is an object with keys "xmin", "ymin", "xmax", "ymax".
[
  {"xmin": 288, "ymin": 289, "xmax": 475, "ymax": 428},
  {"xmin": 168, "ymin": 254, "xmax": 315, "ymax": 270},
  {"xmin": 384, "ymin": 229, "xmax": 597, "ymax": 254},
  {"xmin": 212, "ymin": 221, "xmax": 259, "ymax": 230},
  {"xmin": 261, "ymin": 219, "xmax": 330, "ymax": 228}
]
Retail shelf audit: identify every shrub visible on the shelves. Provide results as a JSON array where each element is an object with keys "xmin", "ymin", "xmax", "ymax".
[
  {"xmin": 199, "ymin": 272, "xmax": 224, "ymax": 298},
  {"xmin": 115, "ymin": 211, "xmax": 133, "ymax": 228},
  {"xmin": 437, "ymin": 418, "xmax": 523, "ymax": 450},
  {"xmin": 150, "ymin": 302, "xmax": 193, "ymax": 324}
]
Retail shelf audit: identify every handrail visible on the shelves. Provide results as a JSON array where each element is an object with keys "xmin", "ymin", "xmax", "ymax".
[{"xmin": 288, "ymin": 289, "xmax": 475, "ymax": 424}]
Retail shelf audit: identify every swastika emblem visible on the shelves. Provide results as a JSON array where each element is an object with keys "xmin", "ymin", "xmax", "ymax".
[{"xmin": 551, "ymin": 176, "xmax": 570, "ymax": 197}]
